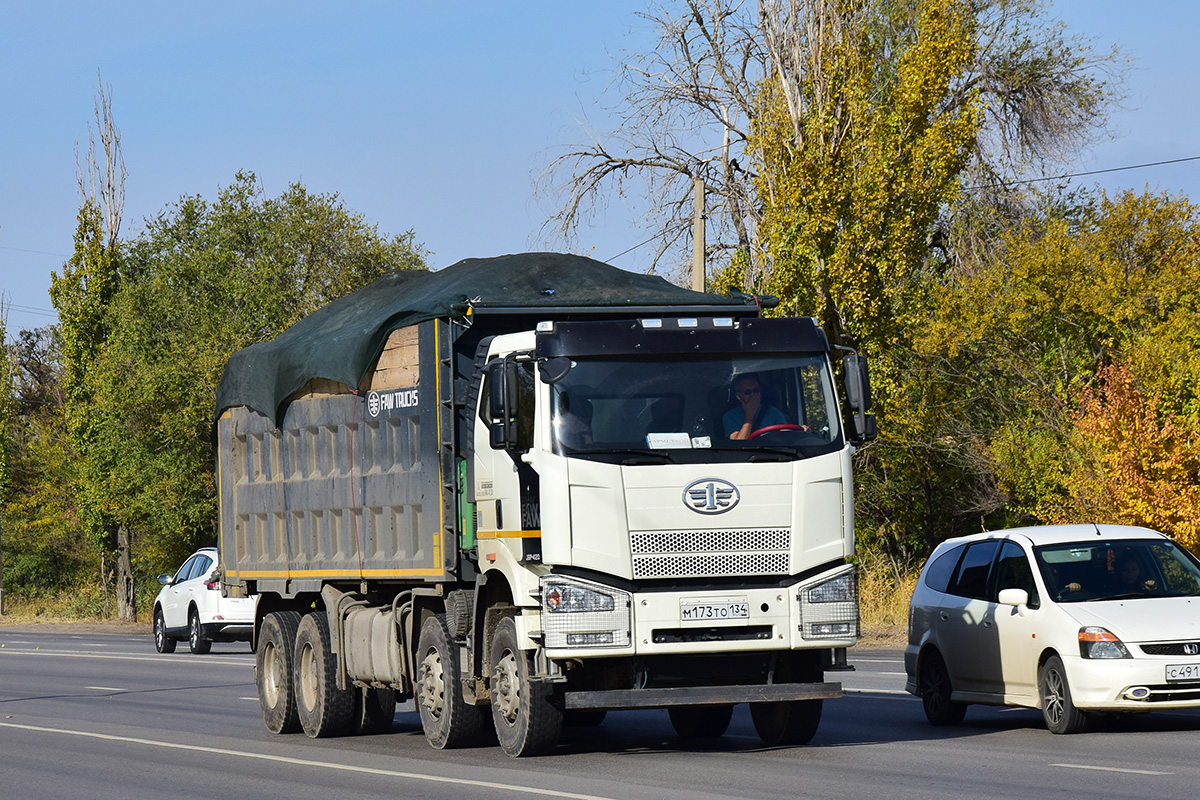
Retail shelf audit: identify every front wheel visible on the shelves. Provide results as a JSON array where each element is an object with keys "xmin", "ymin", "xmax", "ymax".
[
  {"xmin": 668, "ymin": 705, "xmax": 733, "ymax": 739},
  {"xmin": 489, "ymin": 615, "xmax": 563, "ymax": 757},
  {"xmin": 154, "ymin": 608, "xmax": 176, "ymax": 654},
  {"xmin": 920, "ymin": 650, "xmax": 966, "ymax": 726},
  {"xmin": 188, "ymin": 608, "xmax": 211, "ymax": 655},
  {"xmin": 1040, "ymin": 655, "xmax": 1088, "ymax": 734},
  {"xmin": 751, "ymin": 700, "xmax": 822, "ymax": 746}
]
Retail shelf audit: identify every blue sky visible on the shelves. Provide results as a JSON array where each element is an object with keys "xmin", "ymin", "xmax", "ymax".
[{"xmin": 3, "ymin": 1, "xmax": 1199, "ymax": 337}]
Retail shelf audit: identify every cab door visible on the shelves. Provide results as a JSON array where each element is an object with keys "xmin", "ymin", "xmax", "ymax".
[{"xmin": 989, "ymin": 540, "xmax": 1042, "ymax": 701}]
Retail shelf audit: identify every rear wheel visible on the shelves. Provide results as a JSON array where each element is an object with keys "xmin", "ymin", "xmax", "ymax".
[
  {"xmin": 294, "ymin": 611, "xmax": 355, "ymax": 738},
  {"xmin": 489, "ymin": 615, "xmax": 563, "ymax": 756},
  {"xmin": 415, "ymin": 614, "xmax": 489, "ymax": 748},
  {"xmin": 257, "ymin": 610, "xmax": 302, "ymax": 733},
  {"xmin": 188, "ymin": 608, "xmax": 211, "ymax": 655},
  {"xmin": 668, "ymin": 705, "xmax": 733, "ymax": 739},
  {"xmin": 920, "ymin": 650, "xmax": 966, "ymax": 726},
  {"xmin": 153, "ymin": 608, "xmax": 176, "ymax": 654},
  {"xmin": 564, "ymin": 710, "xmax": 607, "ymax": 727},
  {"xmin": 1041, "ymin": 655, "xmax": 1088, "ymax": 734},
  {"xmin": 354, "ymin": 687, "xmax": 398, "ymax": 735}
]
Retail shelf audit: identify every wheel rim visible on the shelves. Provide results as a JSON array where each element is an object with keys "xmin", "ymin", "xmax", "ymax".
[
  {"xmin": 190, "ymin": 615, "xmax": 199, "ymax": 648},
  {"xmin": 1044, "ymin": 668, "xmax": 1065, "ymax": 725},
  {"xmin": 492, "ymin": 648, "xmax": 521, "ymax": 726},
  {"xmin": 298, "ymin": 642, "xmax": 318, "ymax": 712},
  {"xmin": 417, "ymin": 648, "xmax": 445, "ymax": 720},
  {"xmin": 155, "ymin": 614, "xmax": 165, "ymax": 648},
  {"xmin": 262, "ymin": 642, "xmax": 282, "ymax": 707},
  {"xmin": 923, "ymin": 660, "xmax": 948, "ymax": 715}
]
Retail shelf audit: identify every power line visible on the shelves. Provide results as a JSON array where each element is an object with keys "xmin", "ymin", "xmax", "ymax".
[
  {"xmin": 967, "ymin": 154, "xmax": 1200, "ymax": 191},
  {"xmin": 0, "ymin": 245, "xmax": 70, "ymax": 258},
  {"xmin": 3, "ymin": 303, "xmax": 58, "ymax": 318}
]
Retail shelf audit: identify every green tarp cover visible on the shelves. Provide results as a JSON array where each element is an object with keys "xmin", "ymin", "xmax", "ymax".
[{"xmin": 215, "ymin": 252, "xmax": 748, "ymax": 425}]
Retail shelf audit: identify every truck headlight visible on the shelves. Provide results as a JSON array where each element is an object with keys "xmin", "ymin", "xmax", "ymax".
[
  {"xmin": 799, "ymin": 566, "xmax": 858, "ymax": 641},
  {"xmin": 807, "ymin": 571, "xmax": 855, "ymax": 604},
  {"xmin": 1079, "ymin": 627, "xmax": 1131, "ymax": 659},
  {"xmin": 543, "ymin": 582, "xmax": 616, "ymax": 613},
  {"xmin": 539, "ymin": 575, "xmax": 631, "ymax": 650}
]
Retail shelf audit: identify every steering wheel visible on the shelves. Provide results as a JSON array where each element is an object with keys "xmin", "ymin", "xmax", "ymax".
[{"xmin": 747, "ymin": 423, "xmax": 807, "ymax": 440}]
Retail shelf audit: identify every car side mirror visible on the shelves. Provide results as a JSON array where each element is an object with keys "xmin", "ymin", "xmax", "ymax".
[
  {"xmin": 998, "ymin": 588, "xmax": 1029, "ymax": 614},
  {"xmin": 157, "ymin": 573, "xmax": 174, "ymax": 586}
]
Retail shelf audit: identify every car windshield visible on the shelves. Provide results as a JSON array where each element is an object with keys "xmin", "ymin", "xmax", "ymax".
[
  {"xmin": 547, "ymin": 353, "xmax": 841, "ymax": 460},
  {"xmin": 1034, "ymin": 538, "xmax": 1200, "ymax": 602}
]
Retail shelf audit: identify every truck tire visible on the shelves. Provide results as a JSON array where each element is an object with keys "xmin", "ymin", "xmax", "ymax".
[
  {"xmin": 751, "ymin": 700, "xmax": 822, "ymax": 746},
  {"xmin": 416, "ymin": 614, "xmax": 489, "ymax": 748},
  {"xmin": 668, "ymin": 705, "xmax": 733, "ymax": 739},
  {"xmin": 154, "ymin": 608, "xmax": 176, "ymax": 654},
  {"xmin": 188, "ymin": 607, "xmax": 211, "ymax": 655},
  {"xmin": 489, "ymin": 615, "xmax": 563, "ymax": 757},
  {"xmin": 257, "ymin": 610, "xmax": 302, "ymax": 733},
  {"xmin": 354, "ymin": 687, "xmax": 398, "ymax": 735},
  {"xmin": 294, "ymin": 611, "xmax": 355, "ymax": 738}
]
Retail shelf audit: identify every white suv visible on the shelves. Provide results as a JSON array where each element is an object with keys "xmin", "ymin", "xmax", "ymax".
[{"xmin": 153, "ymin": 547, "xmax": 256, "ymax": 654}]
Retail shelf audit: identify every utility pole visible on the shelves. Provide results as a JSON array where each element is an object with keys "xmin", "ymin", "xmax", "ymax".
[{"xmin": 691, "ymin": 176, "xmax": 706, "ymax": 292}]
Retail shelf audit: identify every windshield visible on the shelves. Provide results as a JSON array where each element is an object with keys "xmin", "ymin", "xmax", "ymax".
[
  {"xmin": 1034, "ymin": 538, "xmax": 1200, "ymax": 602},
  {"xmin": 547, "ymin": 354, "xmax": 841, "ymax": 460}
]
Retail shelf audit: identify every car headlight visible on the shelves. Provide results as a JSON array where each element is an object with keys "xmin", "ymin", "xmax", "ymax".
[
  {"xmin": 1079, "ymin": 626, "xmax": 1131, "ymax": 659},
  {"xmin": 543, "ymin": 582, "xmax": 616, "ymax": 613}
]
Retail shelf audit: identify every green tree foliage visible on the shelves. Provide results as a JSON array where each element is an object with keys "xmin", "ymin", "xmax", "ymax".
[
  {"xmin": 102, "ymin": 173, "xmax": 428, "ymax": 570},
  {"xmin": 919, "ymin": 190, "xmax": 1200, "ymax": 547},
  {"xmin": 54, "ymin": 172, "xmax": 428, "ymax": 584}
]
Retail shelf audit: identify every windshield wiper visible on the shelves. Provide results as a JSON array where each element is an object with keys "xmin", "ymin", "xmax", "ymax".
[{"xmin": 573, "ymin": 447, "xmax": 676, "ymax": 465}]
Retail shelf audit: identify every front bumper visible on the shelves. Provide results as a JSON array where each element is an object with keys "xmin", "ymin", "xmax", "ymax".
[
  {"xmin": 539, "ymin": 564, "xmax": 858, "ymax": 660},
  {"xmin": 1065, "ymin": 652, "xmax": 1200, "ymax": 710}
]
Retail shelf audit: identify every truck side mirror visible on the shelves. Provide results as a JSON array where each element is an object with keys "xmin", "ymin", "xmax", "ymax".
[
  {"xmin": 486, "ymin": 359, "xmax": 526, "ymax": 450},
  {"xmin": 842, "ymin": 355, "xmax": 877, "ymax": 444},
  {"xmin": 842, "ymin": 355, "xmax": 872, "ymax": 412}
]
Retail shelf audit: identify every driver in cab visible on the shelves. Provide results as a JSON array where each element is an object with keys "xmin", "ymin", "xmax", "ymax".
[{"xmin": 724, "ymin": 374, "xmax": 787, "ymax": 439}]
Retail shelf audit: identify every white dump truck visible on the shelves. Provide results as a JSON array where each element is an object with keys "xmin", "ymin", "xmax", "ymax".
[{"xmin": 214, "ymin": 253, "xmax": 874, "ymax": 756}]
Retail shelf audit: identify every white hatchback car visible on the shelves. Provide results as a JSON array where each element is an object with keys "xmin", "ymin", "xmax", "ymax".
[
  {"xmin": 153, "ymin": 547, "xmax": 256, "ymax": 654},
  {"xmin": 906, "ymin": 524, "xmax": 1200, "ymax": 733}
]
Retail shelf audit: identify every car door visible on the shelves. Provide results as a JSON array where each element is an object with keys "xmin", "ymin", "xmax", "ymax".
[
  {"xmin": 162, "ymin": 555, "xmax": 198, "ymax": 629},
  {"xmin": 989, "ymin": 539, "xmax": 1042, "ymax": 701},
  {"xmin": 936, "ymin": 539, "xmax": 1001, "ymax": 695},
  {"xmin": 186, "ymin": 553, "xmax": 214, "ymax": 622}
]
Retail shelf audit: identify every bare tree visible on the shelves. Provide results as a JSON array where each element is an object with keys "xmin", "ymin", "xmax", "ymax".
[
  {"xmin": 539, "ymin": 1, "xmax": 766, "ymax": 287},
  {"xmin": 541, "ymin": 0, "xmax": 1122, "ymax": 287},
  {"xmin": 76, "ymin": 70, "xmax": 126, "ymax": 249}
]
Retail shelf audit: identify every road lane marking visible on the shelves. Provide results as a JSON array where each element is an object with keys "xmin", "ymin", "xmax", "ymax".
[
  {"xmin": 0, "ymin": 721, "xmax": 621, "ymax": 800},
  {"xmin": 0, "ymin": 648, "xmax": 248, "ymax": 666},
  {"xmin": 1050, "ymin": 763, "xmax": 1173, "ymax": 776},
  {"xmin": 85, "ymin": 686, "xmax": 128, "ymax": 692}
]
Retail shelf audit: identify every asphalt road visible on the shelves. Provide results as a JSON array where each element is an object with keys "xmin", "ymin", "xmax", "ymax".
[{"xmin": 3, "ymin": 629, "xmax": 1200, "ymax": 799}]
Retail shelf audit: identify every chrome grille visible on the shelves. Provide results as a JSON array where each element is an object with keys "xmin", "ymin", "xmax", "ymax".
[
  {"xmin": 1140, "ymin": 642, "xmax": 1200, "ymax": 656},
  {"xmin": 629, "ymin": 528, "xmax": 790, "ymax": 579}
]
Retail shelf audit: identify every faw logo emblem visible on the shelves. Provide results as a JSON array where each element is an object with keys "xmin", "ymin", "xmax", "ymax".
[{"xmin": 683, "ymin": 478, "xmax": 740, "ymax": 514}]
